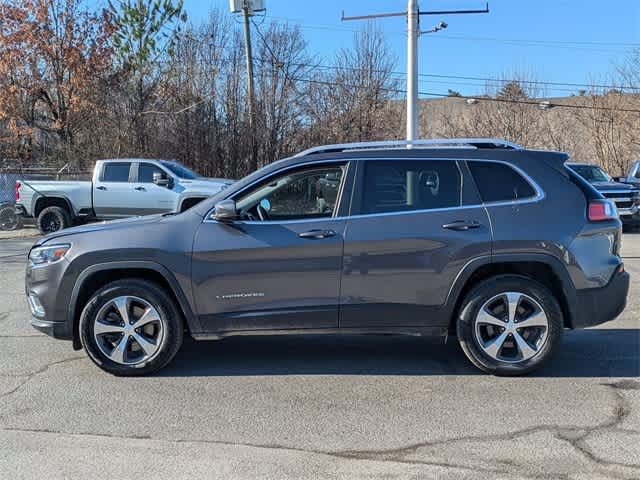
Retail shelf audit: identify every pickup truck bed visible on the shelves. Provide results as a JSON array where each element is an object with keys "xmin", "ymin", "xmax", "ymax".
[{"xmin": 16, "ymin": 159, "xmax": 232, "ymax": 233}]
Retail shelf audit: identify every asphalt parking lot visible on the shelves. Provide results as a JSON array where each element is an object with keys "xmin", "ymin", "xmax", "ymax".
[{"xmin": 0, "ymin": 234, "xmax": 638, "ymax": 479}]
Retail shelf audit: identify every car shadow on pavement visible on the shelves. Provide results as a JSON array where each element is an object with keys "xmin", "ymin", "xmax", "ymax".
[{"xmin": 160, "ymin": 328, "xmax": 639, "ymax": 378}]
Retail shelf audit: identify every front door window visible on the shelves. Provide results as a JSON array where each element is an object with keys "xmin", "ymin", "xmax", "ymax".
[{"xmin": 235, "ymin": 165, "xmax": 345, "ymax": 221}]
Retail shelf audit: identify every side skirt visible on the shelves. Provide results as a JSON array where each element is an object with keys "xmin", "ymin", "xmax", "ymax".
[{"xmin": 191, "ymin": 326, "xmax": 448, "ymax": 341}]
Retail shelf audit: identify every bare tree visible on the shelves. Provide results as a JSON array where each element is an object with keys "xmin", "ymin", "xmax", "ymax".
[
  {"xmin": 303, "ymin": 24, "xmax": 401, "ymax": 145},
  {"xmin": 571, "ymin": 88, "xmax": 636, "ymax": 175},
  {"xmin": 253, "ymin": 23, "xmax": 314, "ymax": 167}
]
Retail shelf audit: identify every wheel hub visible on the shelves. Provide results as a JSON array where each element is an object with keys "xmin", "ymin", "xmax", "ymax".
[
  {"xmin": 473, "ymin": 291, "xmax": 549, "ymax": 364},
  {"xmin": 93, "ymin": 295, "xmax": 164, "ymax": 366}
]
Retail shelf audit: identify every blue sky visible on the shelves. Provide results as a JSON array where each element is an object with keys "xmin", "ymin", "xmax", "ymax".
[{"xmin": 182, "ymin": 0, "xmax": 640, "ymax": 97}]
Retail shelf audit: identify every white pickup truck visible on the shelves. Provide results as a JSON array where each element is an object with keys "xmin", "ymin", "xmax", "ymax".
[
  {"xmin": 16, "ymin": 159, "xmax": 233, "ymax": 233},
  {"xmin": 616, "ymin": 160, "xmax": 640, "ymax": 187}
]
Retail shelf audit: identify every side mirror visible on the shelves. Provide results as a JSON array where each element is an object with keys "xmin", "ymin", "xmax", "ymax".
[
  {"xmin": 213, "ymin": 199, "xmax": 238, "ymax": 222},
  {"xmin": 153, "ymin": 171, "xmax": 172, "ymax": 188}
]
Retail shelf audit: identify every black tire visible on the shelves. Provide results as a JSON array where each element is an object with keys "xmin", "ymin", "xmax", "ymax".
[
  {"xmin": 0, "ymin": 204, "xmax": 22, "ymax": 231},
  {"xmin": 79, "ymin": 279, "xmax": 184, "ymax": 376},
  {"xmin": 37, "ymin": 205, "xmax": 71, "ymax": 234},
  {"xmin": 456, "ymin": 275, "xmax": 563, "ymax": 376}
]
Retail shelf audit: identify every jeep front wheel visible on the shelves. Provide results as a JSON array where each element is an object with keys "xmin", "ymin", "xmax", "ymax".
[{"xmin": 79, "ymin": 279, "xmax": 184, "ymax": 376}]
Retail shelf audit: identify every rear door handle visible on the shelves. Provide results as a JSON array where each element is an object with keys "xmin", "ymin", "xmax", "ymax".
[
  {"xmin": 134, "ymin": 186, "xmax": 146, "ymax": 191},
  {"xmin": 96, "ymin": 186, "xmax": 107, "ymax": 191},
  {"xmin": 442, "ymin": 220, "xmax": 481, "ymax": 231},
  {"xmin": 298, "ymin": 229, "xmax": 336, "ymax": 239}
]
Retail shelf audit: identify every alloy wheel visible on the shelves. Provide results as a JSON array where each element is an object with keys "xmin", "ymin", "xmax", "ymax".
[
  {"xmin": 93, "ymin": 296, "xmax": 164, "ymax": 365},
  {"xmin": 41, "ymin": 212, "xmax": 61, "ymax": 233},
  {"xmin": 473, "ymin": 291, "xmax": 549, "ymax": 363}
]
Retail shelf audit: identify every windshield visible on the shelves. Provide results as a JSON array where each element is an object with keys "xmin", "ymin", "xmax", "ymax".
[
  {"xmin": 160, "ymin": 161, "xmax": 199, "ymax": 179},
  {"xmin": 569, "ymin": 165, "xmax": 612, "ymax": 183}
]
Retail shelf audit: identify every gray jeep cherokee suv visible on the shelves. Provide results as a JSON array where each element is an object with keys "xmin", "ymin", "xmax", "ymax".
[{"xmin": 25, "ymin": 138, "xmax": 630, "ymax": 376}]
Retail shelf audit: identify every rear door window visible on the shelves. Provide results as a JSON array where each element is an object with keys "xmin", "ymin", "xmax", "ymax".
[
  {"xmin": 101, "ymin": 163, "xmax": 132, "ymax": 182},
  {"xmin": 467, "ymin": 161, "xmax": 536, "ymax": 203},
  {"xmin": 359, "ymin": 160, "xmax": 461, "ymax": 214}
]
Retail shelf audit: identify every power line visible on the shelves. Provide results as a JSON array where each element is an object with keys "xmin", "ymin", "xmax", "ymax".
[
  {"xmin": 415, "ymin": 72, "xmax": 638, "ymax": 92},
  {"xmin": 172, "ymin": 33, "xmax": 638, "ymax": 92},
  {"xmin": 262, "ymin": 15, "xmax": 639, "ymax": 52},
  {"xmin": 250, "ymin": 56, "xmax": 640, "ymax": 114},
  {"xmin": 288, "ymin": 74, "xmax": 640, "ymax": 114},
  {"xmin": 252, "ymin": 57, "xmax": 639, "ymax": 92},
  {"xmin": 139, "ymin": 70, "xmax": 640, "ymax": 116}
]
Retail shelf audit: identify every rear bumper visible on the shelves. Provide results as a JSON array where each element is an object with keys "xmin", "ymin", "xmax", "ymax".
[
  {"xmin": 15, "ymin": 204, "xmax": 30, "ymax": 218},
  {"xmin": 572, "ymin": 269, "xmax": 630, "ymax": 328}
]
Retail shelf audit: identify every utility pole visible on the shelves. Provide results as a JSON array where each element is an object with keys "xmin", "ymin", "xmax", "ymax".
[
  {"xmin": 406, "ymin": 0, "xmax": 419, "ymax": 142},
  {"xmin": 342, "ymin": 2, "xmax": 489, "ymax": 142},
  {"xmin": 241, "ymin": 0, "xmax": 257, "ymax": 170},
  {"xmin": 242, "ymin": 0, "xmax": 255, "ymax": 132}
]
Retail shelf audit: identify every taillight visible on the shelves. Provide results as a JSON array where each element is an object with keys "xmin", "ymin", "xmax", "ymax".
[
  {"xmin": 15, "ymin": 181, "xmax": 20, "ymax": 202},
  {"xmin": 588, "ymin": 199, "xmax": 617, "ymax": 221}
]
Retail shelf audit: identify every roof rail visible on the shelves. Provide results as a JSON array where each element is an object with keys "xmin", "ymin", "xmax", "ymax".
[{"xmin": 294, "ymin": 138, "xmax": 523, "ymax": 157}]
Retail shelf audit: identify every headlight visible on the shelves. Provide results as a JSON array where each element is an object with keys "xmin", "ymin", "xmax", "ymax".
[{"xmin": 28, "ymin": 244, "xmax": 71, "ymax": 266}]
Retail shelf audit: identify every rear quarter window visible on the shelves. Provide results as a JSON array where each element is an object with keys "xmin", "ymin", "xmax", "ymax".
[{"xmin": 467, "ymin": 161, "xmax": 536, "ymax": 203}]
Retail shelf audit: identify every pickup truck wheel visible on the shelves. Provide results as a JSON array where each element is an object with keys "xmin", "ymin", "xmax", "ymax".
[
  {"xmin": 79, "ymin": 279, "xmax": 184, "ymax": 376},
  {"xmin": 456, "ymin": 275, "xmax": 563, "ymax": 376},
  {"xmin": 37, "ymin": 206, "xmax": 71, "ymax": 234},
  {"xmin": 0, "ymin": 204, "xmax": 22, "ymax": 231}
]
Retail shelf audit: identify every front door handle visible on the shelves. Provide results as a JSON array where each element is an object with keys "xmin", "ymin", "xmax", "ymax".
[
  {"xmin": 442, "ymin": 220, "xmax": 481, "ymax": 231},
  {"xmin": 134, "ymin": 186, "xmax": 146, "ymax": 191},
  {"xmin": 298, "ymin": 229, "xmax": 336, "ymax": 239},
  {"xmin": 96, "ymin": 186, "xmax": 107, "ymax": 191}
]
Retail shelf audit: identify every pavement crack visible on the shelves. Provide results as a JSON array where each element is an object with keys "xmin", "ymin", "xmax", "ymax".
[
  {"xmin": 0, "ymin": 356, "xmax": 84, "ymax": 399},
  {"xmin": 0, "ymin": 426, "xmax": 537, "ymax": 478},
  {"xmin": 551, "ymin": 383, "xmax": 639, "ymax": 472},
  {"xmin": 607, "ymin": 379, "xmax": 640, "ymax": 391},
  {"xmin": 0, "ymin": 335, "xmax": 43, "ymax": 338},
  {"xmin": 332, "ymin": 382, "xmax": 640, "ymax": 476}
]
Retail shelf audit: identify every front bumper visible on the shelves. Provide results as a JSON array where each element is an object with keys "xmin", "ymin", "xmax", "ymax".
[
  {"xmin": 572, "ymin": 269, "xmax": 630, "ymax": 328},
  {"xmin": 619, "ymin": 209, "xmax": 640, "ymax": 225},
  {"xmin": 26, "ymin": 257, "xmax": 74, "ymax": 341},
  {"xmin": 30, "ymin": 316, "xmax": 73, "ymax": 339}
]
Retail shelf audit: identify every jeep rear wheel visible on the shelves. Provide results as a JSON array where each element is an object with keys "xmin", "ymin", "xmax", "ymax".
[
  {"xmin": 456, "ymin": 275, "xmax": 563, "ymax": 376},
  {"xmin": 80, "ymin": 279, "xmax": 184, "ymax": 376}
]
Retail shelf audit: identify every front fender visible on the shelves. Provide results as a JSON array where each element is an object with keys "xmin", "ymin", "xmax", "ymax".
[{"xmin": 67, "ymin": 261, "xmax": 200, "ymax": 349}]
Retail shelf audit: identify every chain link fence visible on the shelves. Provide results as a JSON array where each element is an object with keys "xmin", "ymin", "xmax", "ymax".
[
  {"xmin": 1, "ymin": 165, "xmax": 91, "ymax": 201},
  {"xmin": 0, "ymin": 164, "xmax": 91, "ymax": 230}
]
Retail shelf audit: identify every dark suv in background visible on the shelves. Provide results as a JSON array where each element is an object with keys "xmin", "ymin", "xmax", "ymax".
[
  {"xmin": 25, "ymin": 139, "xmax": 629, "ymax": 376},
  {"xmin": 567, "ymin": 162, "xmax": 640, "ymax": 230}
]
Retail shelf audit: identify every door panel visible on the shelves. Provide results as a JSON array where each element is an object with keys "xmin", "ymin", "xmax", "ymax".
[
  {"xmin": 192, "ymin": 219, "xmax": 345, "ymax": 332},
  {"xmin": 93, "ymin": 162, "xmax": 136, "ymax": 218},
  {"xmin": 340, "ymin": 207, "xmax": 491, "ymax": 327},
  {"xmin": 340, "ymin": 158, "xmax": 491, "ymax": 328},
  {"xmin": 134, "ymin": 163, "xmax": 176, "ymax": 214}
]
